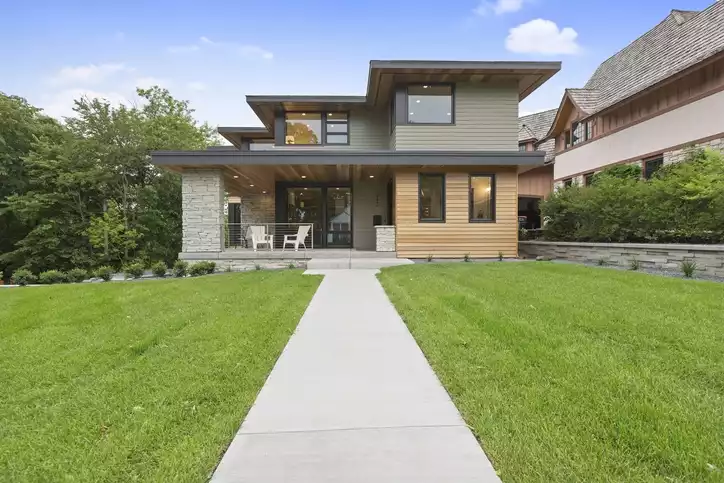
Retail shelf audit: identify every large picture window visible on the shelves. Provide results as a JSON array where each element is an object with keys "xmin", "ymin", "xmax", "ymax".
[
  {"xmin": 469, "ymin": 175, "xmax": 495, "ymax": 222},
  {"xmin": 419, "ymin": 174, "xmax": 445, "ymax": 222},
  {"xmin": 285, "ymin": 113, "xmax": 322, "ymax": 145},
  {"xmin": 407, "ymin": 85, "xmax": 453, "ymax": 124}
]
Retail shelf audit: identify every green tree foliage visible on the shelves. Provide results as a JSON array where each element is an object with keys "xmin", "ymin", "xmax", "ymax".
[
  {"xmin": 0, "ymin": 87, "xmax": 215, "ymax": 279},
  {"xmin": 542, "ymin": 149, "xmax": 724, "ymax": 243}
]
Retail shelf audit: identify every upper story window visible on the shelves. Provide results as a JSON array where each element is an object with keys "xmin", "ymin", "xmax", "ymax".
[
  {"xmin": 572, "ymin": 122, "xmax": 585, "ymax": 145},
  {"xmin": 285, "ymin": 113, "xmax": 322, "ymax": 144},
  {"xmin": 518, "ymin": 143, "xmax": 527, "ymax": 152},
  {"xmin": 325, "ymin": 112, "xmax": 349, "ymax": 145},
  {"xmin": 419, "ymin": 174, "xmax": 445, "ymax": 222},
  {"xmin": 564, "ymin": 130, "xmax": 571, "ymax": 149},
  {"xmin": 407, "ymin": 85, "xmax": 453, "ymax": 124},
  {"xmin": 563, "ymin": 178, "xmax": 573, "ymax": 187},
  {"xmin": 285, "ymin": 112, "xmax": 349, "ymax": 145},
  {"xmin": 584, "ymin": 172, "xmax": 594, "ymax": 186}
]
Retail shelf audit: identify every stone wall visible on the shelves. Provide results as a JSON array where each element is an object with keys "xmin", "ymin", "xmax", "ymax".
[
  {"xmin": 375, "ymin": 225, "xmax": 396, "ymax": 252},
  {"xmin": 182, "ymin": 169, "xmax": 224, "ymax": 253},
  {"xmin": 519, "ymin": 241, "xmax": 724, "ymax": 277},
  {"xmin": 180, "ymin": 258, "xmax": 307, "ymax": 272}
]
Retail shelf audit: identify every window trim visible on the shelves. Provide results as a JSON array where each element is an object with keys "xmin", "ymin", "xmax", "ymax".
[
  {"xmin": 418, "ymin": 173, "xmax": 446, "ymax": 223},
  {"xmin": 405, "ymin": 84, "xmax": 455, "ymax": 125},
  {"xmin": 468, "ymin": 174, "xmax": 496, "ymax": 223},
  {"xmin": 284, "ymin": 111, "xmax": 350, "ymax": 146},
  {"xmin": 583, "ymin": 172, "xmax": 595, "ymax": 186},
  {"xmin": 563, "ymin": 178, "xmax": 573, "ymax": 187}
]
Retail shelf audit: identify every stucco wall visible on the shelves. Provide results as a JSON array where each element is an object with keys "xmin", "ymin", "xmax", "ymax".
[
  {"xmin": 519, "ymin": 241, "xmax": 724, "ymax": 277},
  {"xmin": 352, "ymin": 177, "xmax": 389, "ymax": 250},
  {"xmin": 554, "ymin": 89, "xmax": 724, "ymax": 180}
]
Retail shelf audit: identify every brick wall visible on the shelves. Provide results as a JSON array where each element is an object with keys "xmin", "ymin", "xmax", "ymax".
[{"xmin": 519, "ymin": 241, "xmax": 724, "ymax": 277}]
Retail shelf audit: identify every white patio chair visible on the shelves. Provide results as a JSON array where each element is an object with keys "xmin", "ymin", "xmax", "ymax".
[
  {"xmin": 249, "ymin": 225, "xmax": 273, "ymax": 251},
  {"xmin": 282, "ymin": 225, "xmax": 311, "ymax": 252}
]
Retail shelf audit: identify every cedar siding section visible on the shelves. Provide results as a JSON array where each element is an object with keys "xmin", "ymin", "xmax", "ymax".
[
  {"xmin": 394, "ymin": 167, "xmax": 518, "ymax": 258},
  {"xmin": 518, "ymin": 165, "xmax": 553, "ymax": 198}
]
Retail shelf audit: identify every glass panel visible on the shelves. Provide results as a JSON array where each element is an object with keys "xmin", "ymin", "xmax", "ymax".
[
  {"xmin": 419, "ymin": 175, "xmax": 444, "ymax": 221},
  {"xmin": 326, "ymin": 123, "xmax": 348, "ymax": 133},
  {"xmin": 644, "ymin": 157, "xmax": 663, "ymax": 179},
  {"xmin": 326, "ymin": 112, "xmax": 348, "ymax": 121},
  {"xmin": 470, "ymin": 176, "xmax": 494, "ymax": 221},
  {"xmin": 408, "ymin": 85, "xmax": 453, "ymax": 124},
  {"xmin": 286, "ymin": 187, "xmax": 323, "ymax": 246},
  {"xmin": 326, "ymin": 188, "xmax": 352, "ymax": 247},
  {"xmin": 285, "ymin": 113, "xmax": 322, "ymax": 144},
  {"xmin": 326, "ymin": 134, "xmax": 348, "ymax": 145}
]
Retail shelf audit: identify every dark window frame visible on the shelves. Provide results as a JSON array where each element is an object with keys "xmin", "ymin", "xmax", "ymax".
[
  {"xmin": 563, "ymin": 178, "xmax": 573, "ymax": 187},
  {"xmin": 518, "ymin": 143, "xmax": 527, "ymax": 152},
  {"xmin": 564, "ymin": 130, "xmax": 572, "ymax": 149},
  {"xmin": 583, "ymin": 172, "xmax": 595, "ymax": 186},
  {"xmin": 418, "ymin": 173, "xmax": 446, "ymax": 223},
  {"xmin": 469, "ymin": 174, "xmax": 497, "ymax": 223},
  {"xmin": 405, "ymin": 84, "xmax": 455, "ymax": 125},
  {"xmin": 284, "ymin": 111, "xmax": 350, "ymax": 146},
  {"xmin": 643, "ymin": 156, "xmax": 664, "ymax": 179}
]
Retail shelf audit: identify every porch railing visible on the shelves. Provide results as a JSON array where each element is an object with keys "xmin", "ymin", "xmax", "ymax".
[{"xmin": 224, "ymin": 223, "xmax": 314, "ymax": 250}]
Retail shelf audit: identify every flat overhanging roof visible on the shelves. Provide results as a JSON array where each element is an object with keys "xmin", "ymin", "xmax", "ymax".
[
  {"xmin": 152, "ymin": 149, "xmax": 546, "ymax": 168},
  {"xmin": 217, "ymin": 126, "xmax": 273, "ymax": 147}
]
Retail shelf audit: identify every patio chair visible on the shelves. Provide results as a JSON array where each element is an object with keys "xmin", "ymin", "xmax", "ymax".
[
  {"xmin": 282, "ymin": 225, "xmax": 311, "ymax": 252},
  {"xmin": 249, "ymin": 225, "xmax": 273, "ymax": 251}
]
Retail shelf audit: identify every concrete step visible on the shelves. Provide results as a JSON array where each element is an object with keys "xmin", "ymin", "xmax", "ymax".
[{"xmin": 307, "ymin": 258, "xmax": 414, "ymax": 270}]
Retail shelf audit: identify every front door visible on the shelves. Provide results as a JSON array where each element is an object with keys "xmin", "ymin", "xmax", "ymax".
[{"xmin": 283, "ymin": 185, "xmax": 352, "ymax": 248}]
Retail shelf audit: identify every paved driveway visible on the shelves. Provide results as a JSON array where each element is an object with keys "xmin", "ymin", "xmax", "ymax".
[{"xmin": 211, "ymin": 269, "xmax": 500, "ymax": 482}]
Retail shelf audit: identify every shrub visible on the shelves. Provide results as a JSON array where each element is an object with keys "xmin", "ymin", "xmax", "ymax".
[
  {"xmin": 597, "ymin": 257, "xmax": 607, "ymax": 266},
  {"xmin": 151, "ymin": 261, "xmax": 167, "ymax": 278},
  {"xmin": 11, "ymin": 269, "xmax": 36, "ymax": 286},
  {"xmin": 498, "ymin": 251, "xmax": 504, "ymax": 261},
  {"xmin": 95, "ymin": 266, "xmax": 114, "ymax": 282},
  {"xmin": 172, "ymin": 260, "xmax": 188, "ymax": 278},
  {"xmin": 288, "ymin": 262, "xmax": 296, "ymax": 269},
  {"xmin": 203, "ymin": 261, "xmax": 216, "ymax": 274},
  {"xmin": 629, "ymin": 257, "xmax": 641, "ymax": 271},
  {"xmin": 188, "ymin": 262, "xmax": 208, "ymax": 277},
  {"xmin": 38, "ymin": 270, "xmax": 67, "ymax": 284},
  {"xmin": 681, "ymin": 260, "xmax": 697, "ymax": 278},
  {"xmin": 463, "ymin": 253, "xmax": 471, "ymax": 262},
  {"xmin": 254, "ymin": 263, "xmax": 262, "ymax": 271},
  {"xmin": 427, "ymin": 254, "xmax": 433, "ymax": 262},
  {"xmin": 67, "ymin": 268, "xmax": 88, "ymax": 283},
  {"xmin": 124, "ymin": 263, "xmax": 145, "ymax": 279},
  {"xmin": 541, "ymin": 149, "xmax": 724, "ymax": 244}
]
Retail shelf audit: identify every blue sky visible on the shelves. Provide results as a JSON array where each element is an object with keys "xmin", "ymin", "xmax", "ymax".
[{"xmin": 0, "ymin": 0, "xmax": 715, "ymax": 126}]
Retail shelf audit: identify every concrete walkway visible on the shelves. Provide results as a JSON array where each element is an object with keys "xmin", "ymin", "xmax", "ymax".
[{"xmin": 211, "ymin": 269, "xmax": 500, "ymax": 482}]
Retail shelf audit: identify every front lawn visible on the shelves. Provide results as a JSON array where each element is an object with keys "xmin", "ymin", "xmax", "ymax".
[
  {"xmin": 0, "ymin": 271, "xmax": 320, "ymax": 482},
  {"xmin": 378, "ymin": 263, "xmax": 724, "ymax": 483}
]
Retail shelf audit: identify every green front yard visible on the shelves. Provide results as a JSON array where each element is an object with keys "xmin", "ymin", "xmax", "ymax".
[
  {"xmin": 0, "ymin": 272, "xmax": 320, "ymax": 482},
  {"xmin": 379, "ymin": 263, "xmax": 724, "ymax": 483}
]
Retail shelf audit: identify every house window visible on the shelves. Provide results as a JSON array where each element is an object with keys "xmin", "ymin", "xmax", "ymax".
[
  {"xmin": 585, "ymin": 121, "xmax": 593, "ymax": 141},
  {"xmin": 407, "ymin": 85, "xmax": 453, "ymax": 124},
  {"xmin": 325, "ymin": 112, "xmax": 349, "ymax": 145},
  {"xmin": 469, "ymin": 175, "xmax": 496, "ymax": 222},
  {"xmin": 563, "ymin": 178, "xmax": 573, "ymax": 187},
  {"xmin": 518, "ymin": 143, "xmax": 527, "ymax": 152},
  {"xmin": 644, "ymin": 156, "xmax": 664, "ymax": 179},
  {"xmin": 584, "ymin": 172, "xmax": 595, "ymax": 186},
  {"xmin": 564, "ymin": 130, "xmax": 571, "ymax": 148},
  {"xmin": 285, "ymin": 113, "xmax": 322, "ymax": 144},
  {"xmin": 419, "ymin": 174, "xmax": 445, "ymax": 222},
  {"xmin": 572, "ymin": 122, "xmax": 585, "ymax": 145}
]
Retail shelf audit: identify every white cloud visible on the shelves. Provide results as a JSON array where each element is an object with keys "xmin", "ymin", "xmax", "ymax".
[
  {"xmin": 506, "ymin": 19, "xmax": 581, "ymax": 54},
  {"xmin": 187, "ymin": 81, "xmax": 206, "ymax": 91},
  {"xmin": 168, "ymin": 36, "xmax": 273, "ymax": 60},
  {"xmin": 51, "ymin": 63, "xmax": 132, "ymax": 85},
  {"xmin": 474, "ymin": 0, "xmax": 525, "ymax": 16},
  {"xmin": 135, "ymin": 76, "xmax": 168, "ymax": 89},
  {"xmin": 41, "ymin": 88, "xmax": 133, "ymax": 119}
]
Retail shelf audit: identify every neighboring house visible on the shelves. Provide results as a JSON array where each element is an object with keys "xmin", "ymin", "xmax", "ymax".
[
  {"xmin": 152, "ymin": 60, "xmax": 561, "ymax": 259},
  {"xmin": 543, "ymin": 2, "xmax": 724, "ymax": 188},
  {"xmin": 517, "ymin": 108, "xmax": 557, "ymax": 228}
]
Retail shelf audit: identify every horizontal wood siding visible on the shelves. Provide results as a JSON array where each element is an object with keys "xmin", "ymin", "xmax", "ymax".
[
  {"xmin": 394, "ymin": 82, "xmax": 518, "ymax": 151},
  {"xmin": 518, "ymin": 165, "xmax": 553, "ymax": 198},
  {"xmin": 394, "ymin": 167, "xmax": 518, "ymax": 258}
]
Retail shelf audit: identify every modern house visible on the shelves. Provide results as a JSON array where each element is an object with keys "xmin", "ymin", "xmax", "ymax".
[
  {"xmin": 543, "ymin": 2, "xmax": 724, "ymax": 188},
  {"xmin": 152, "ymin": 60, "xmax": 561, "ymax": 263}
]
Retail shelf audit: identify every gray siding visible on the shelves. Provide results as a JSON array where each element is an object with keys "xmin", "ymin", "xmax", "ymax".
[
  {"xmin": 352, "ymin": 178, "xmax": 389, "ymax": 250},
  {"xmin": 277, "ymin": 108, "xmax": 390, "ymax": 150},
  {"xmin": 394, "ymin": 82, "xmax": 518, "ymax": 151}
]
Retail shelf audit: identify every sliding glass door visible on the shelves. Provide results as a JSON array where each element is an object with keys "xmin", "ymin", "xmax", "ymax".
[
  {"xmin": 326, "ymin": 187, "xmax": 351, "ymax": 247},
  {"xmin": 284, "ymin": 185, "xmax": 352, "ymax": 248}
]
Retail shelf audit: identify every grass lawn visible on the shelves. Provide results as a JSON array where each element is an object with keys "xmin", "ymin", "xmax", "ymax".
[
  {"xmin": 379, "ymin": 262, "xmax": 724, "ymax": 483},
  {"xmin": 0, "ymin": 271, "xmax": 320, "ymax": 482}
]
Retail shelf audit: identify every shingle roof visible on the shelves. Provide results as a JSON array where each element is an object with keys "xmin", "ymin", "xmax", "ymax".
[
  {"xmin": 582, "ymin": 2, "xmax": 724, "ymax": 115},
  {"xmin": 519, "ymin": 108, "xmax": 558, "ymax": 162},
  {"xmin": 566, "ymin": 88, "xmax": 599, "ymax": 114}
]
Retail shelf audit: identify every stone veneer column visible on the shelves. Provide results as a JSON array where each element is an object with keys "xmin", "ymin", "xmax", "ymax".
[
  {"xmin": 375, "ymin": 225, "xmax": 396, "ymax": 252},
  {"xmin": 181, "ymin": 169, "xmax": 224, "ymax": 253}
]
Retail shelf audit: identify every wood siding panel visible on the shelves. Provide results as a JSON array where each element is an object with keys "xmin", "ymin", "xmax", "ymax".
[
  {"xmin": 518, "ymin": 165, "xmax": 553, "ymax": 198},
  {"xmin": 394, "ymin": 82, "xmax": 518, "ymax": 151},
  {"xmin": 394, "ymin": 167, "xmax": 518, "ymax": 258}
]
